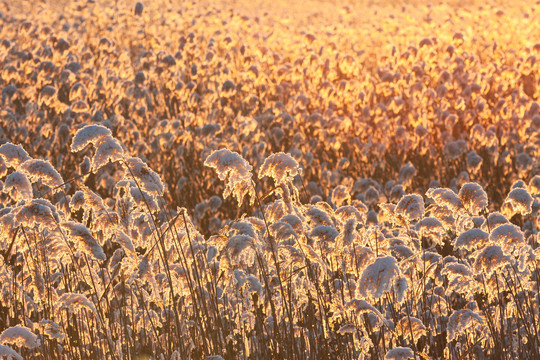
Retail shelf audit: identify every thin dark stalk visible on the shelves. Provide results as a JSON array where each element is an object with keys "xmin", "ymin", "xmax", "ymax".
[
  {"xmin": 133, "ymin": 282, "xmax": 161, "ymax": 350},
  {"xmin": 502, "ymin": 269, "xmax": 539, "ymax": 359},
  {"xmin": 122, "ymin": 159, "xmax": 194, "ymax": 355},
  {"xmin": 508, "ymin": 264, "xmax": 540, "ymax": 349},
  {"xmin": 252, "ymin": 181, "xmax": 298, "ymax": 358},
  {"xmin": 3, "ymin": 225, "xmax": 20, "ymax": 263}
]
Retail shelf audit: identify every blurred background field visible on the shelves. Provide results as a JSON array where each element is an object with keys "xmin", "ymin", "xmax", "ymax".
[{"xmin": 2, "ymin": 0, "xmax": 539, "ymax": 215}]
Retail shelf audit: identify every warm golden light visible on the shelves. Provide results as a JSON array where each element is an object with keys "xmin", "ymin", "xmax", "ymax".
[{"xmin": 0, "ymin": 0, "xmax": 539, "ymax": 359}]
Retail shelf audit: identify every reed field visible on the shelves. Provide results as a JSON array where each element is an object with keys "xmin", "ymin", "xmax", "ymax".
[{"xmin": 0, "ymin": 0, "xmax": 540, "ymax": 358}]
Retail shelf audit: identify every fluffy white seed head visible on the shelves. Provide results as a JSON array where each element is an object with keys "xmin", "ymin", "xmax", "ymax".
[
  {"xmin": 447, "ymin": 309, "xmax": 484, "ymax": 343},
  {"xmin": 55, "ymin": 292, "xmax": 98, "ymax": 316},
  {"xmin": 459, "ymin": 183, "xmax": 488, "ymax": 215},
  {"xmin": 4, "ymin": 171, "xmax": 33, "ymax": 201},
  {"xmin": 258, "ymin": 152, "xmax": 301, "ymax": 186},
  {"xmin": 503, "ymin": 187, "xmax": 533, "ymax": 216},
  {"xmin": 385, "ymin": 347, "xmax": 415, "ymax": 360},
  {"xmin": 204, "ymin": 149, "xmax": 255, "ymax": 206},
  {"xmin": 396, "ymin": 194, "xmax": 424, "ymax": 221},
  {"xmin": 0, "ymin": 143, "xmax": 31, "ymax": 169},
  {"xmin": 20, "ymin": 159, "xmax": 63, "ymax": 189},
  {"xmin": 61, "ymin": 221, "xmax": 106, "ymax": 260},
  {"xmin": 71, "ymin": 124, "xmax": 112, "ymax": 152},
  {"xmin": 426, "ymin": 187, "xmax": 462, "ymax": 212},
  {"xmin": 359, "ymin": 255, "xmax": 401, "ymax": 299},
  {"xmin": 0, "ymin": 325, "xmax": 40, "ymax": 349},
  {"xmin": 0, "ymin": 345, "xmax": 22, "ymax": 360}
]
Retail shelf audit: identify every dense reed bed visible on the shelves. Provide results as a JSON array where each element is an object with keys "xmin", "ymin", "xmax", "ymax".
[{"xmin": 0, "ymin": 0, "xmax": 539, "ymax": 359}]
